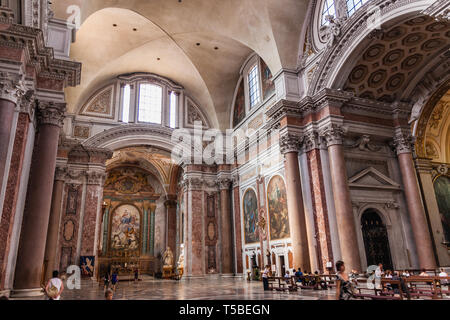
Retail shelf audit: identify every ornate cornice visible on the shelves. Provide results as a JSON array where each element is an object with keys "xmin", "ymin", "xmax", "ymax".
[
  {"xmin": 0, "ymin": 19, "xmax": 81, "ymax": 88},
  {"xmin": 36, "ymin": 100, "xmax": 66, "ymax": 127},
  {"xmin": 422, "ymin": 0, "xmax": 450, "ymax": 22},
  {"xmin": 320, "ymin": 124, "xmax": 346, "ymax": 147},
  {"xmin": 0, "ymin": 72, "xmax": 26, "ymax": 104}
]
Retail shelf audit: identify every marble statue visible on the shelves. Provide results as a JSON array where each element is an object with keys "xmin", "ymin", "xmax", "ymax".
[
  {"xmin": 162, "ymin": 247, "xmax": 174, "ymax": 267},
  {"xmin": 177, "ymin": 244, "xmax": 185, "ymax": 269}
]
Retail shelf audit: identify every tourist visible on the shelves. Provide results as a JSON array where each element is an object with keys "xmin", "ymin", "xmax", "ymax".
[
  {"xmin": 105, "ymin": 289, "xmax": 114, "ymax": 300},
  {"xmin": 45, "ymin": 270, "xmax": 64, "ymax": 301},
  {"xmin": 313, "ymin": 271, "xmax": 327, "ymax": 290},
  {"xmin": 335, "ymin": 261, "xmax": 355, "ymax": 300},
  {"xmin": 284, "ymin": 270, "xmax": 291, "ymax": 284},
  {"xmin": 419, "ymin": 269, "xmax": 428, "ymax": 276},
  {"xmin": 262, "ymin": 265, "xmax": 270, "ymax": 291},
  {"xmin": 439, "ymin": 268, "xmax": 448, "ymax": 284},
  {"xmin": 134, "ymin": 268, "xmax": 139, "ymax": 283},
  {"xmin": 295, "ymin": 268, "xmax": 304, "ymax": 284},
  {"xmin": 103, "ymin": 271, "xmax": 110, "ymax": 291},
  {"xmin": 111, "ymin": 269, "xmax": 119, "ymax": 291},
  {"xmin": 402, "ymin": 270, "xmax": 410, "ymax": 277}
]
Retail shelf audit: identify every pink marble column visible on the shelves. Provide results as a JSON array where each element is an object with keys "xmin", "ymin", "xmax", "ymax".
[
  {"xmin": 0, "ymin": 108, "xmax": 31, "ymax": 290},
  {"xmin": 305, "ymin": 145, "xmax": 333, "ymax": 272},
  {"xmin": 43, "ymin": 167, "xmax": 66, "ymax": 281},
  {"xmin": 393, "ymin": 131, "xmax": 436, "ymax": 269},
  {"xmin": 322, "ymin": 124, "xmax": 361, "ymax": 272},
  {"xmin": 80, "ymin": 172, "xmax": 106, "ymax": 258},
  {"xmin": 12, "ymin": 101, "xmax": 65, "ymax": 297},
  {"xmin": 165, "ymin": 195, "xmax": 178, "ymax": 262},
  {"xmin": 280, "ymin": 134, "xmax": 311, "ymax": 272},
  {"xmin": 219, "ymin": 179, "xmax": 233, "ymax": 275}
]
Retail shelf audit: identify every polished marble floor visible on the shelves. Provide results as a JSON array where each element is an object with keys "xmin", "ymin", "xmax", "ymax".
[{"xmin": 55, "ymin": 277, "xmax": 337, "ymax": 300}]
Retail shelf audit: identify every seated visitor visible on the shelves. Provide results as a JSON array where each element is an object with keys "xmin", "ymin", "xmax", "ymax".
[
  {"xmin": 313, "ymin": 271, "xmax": 327, "ymax": 290},
  {"xmin": 402, "ymin": 270, "xmax": 410, "ymax": 277},
  {"xmin": 419, "ymin": 269, "xmax": 429, "ymax": 276},
  {"xmin": 105, "ymin": 289, "xmax": 114, "ymax": 300},
  {"xmin": 295, "ymin": 268, "xmax": 304, "ymax": 284},
  {"xmin": 438, "ymin": 268, "xmax": 448, "ymax": 289},
  {"xmin": 284, "ymin": 270, "xmax": 291, "ymax": 284}
]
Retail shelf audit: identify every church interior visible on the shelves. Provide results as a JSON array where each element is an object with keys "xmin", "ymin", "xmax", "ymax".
[{"xmin": 0, "ymin": 0, "xmax": 449, "ymax": 300}]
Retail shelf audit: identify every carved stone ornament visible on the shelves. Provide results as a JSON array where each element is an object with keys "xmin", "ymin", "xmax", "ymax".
[
  {"xmin": 36, "ymin": 101, "xmax": 66, "ymax": 127},
  {"xmin": 320, "ymin": 15, "xmax": 343, "ymax": 48},
  {"xmin": 320, "ymin": 124, "xmax": 346, "ymax": 147},
  {"xmin": 279, "ymin": 133, "xmax": 303, "ymax": 154},
  {"xmin": 19, "ymin": 90, "xmax": 36, "ymax": 119},
  {"xmin": 391, "ymin": 130, "xmax": 415, "ymax": 155},
  {"xmin": 0, "ymin": 72, "xmax": 26, "ymax": 104},
  {"xmin": 54, "ymin": 166, "xmax": 68, "ymax": 181},
  {"xmin": 302, "ymin": 131, "xmax": 321, "ymax": 153},
  {"xmin": 346, "ymin": 135, "xmax": 382, "ymax": 152},
  {"xmin": 217, "ymin": 178, "xmax": 232, "ymax": 190}
]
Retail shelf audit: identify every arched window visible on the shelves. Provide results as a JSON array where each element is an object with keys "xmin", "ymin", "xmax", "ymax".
[
  {"xmin": 346, "ymin": 0, "xmax": 371, "ymax": 16},
  {"xmin": 321, "ymin": 0, "xmax": 336, "ymax": 25},
  {"xmin": 248, "ymin": 64, "xmax": 261, "ymax": 108},
  {"xmin": 138, "ymin": 83, "xmax": 163, "ymax": 124}
]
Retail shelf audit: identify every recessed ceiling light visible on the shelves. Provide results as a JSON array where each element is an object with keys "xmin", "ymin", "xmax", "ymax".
[
  {"xmin": 113, "ymin": 24, "xmax": 117, "ymax": 27},
  {"xmin": 214, "ymin": 47, "xmax": 219, "ymax": 50},
  {"xmin": 133, "ymin": 28, "xmax": 137, "ymax": 31},
  {"xmin": 196, "ymin": 43, "xmax": 200, "ymax": 46},
  {"xmin": 157, "ymin": 58, "xmax": 161, "ymax": 61}
]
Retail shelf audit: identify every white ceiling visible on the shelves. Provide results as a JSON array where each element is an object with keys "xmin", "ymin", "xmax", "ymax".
[{"xmin": 52, "ymin": 0, "xmax": 309, "ymax": 129}]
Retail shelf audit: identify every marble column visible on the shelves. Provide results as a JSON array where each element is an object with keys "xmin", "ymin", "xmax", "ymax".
[
  {"xmin": 0, "ymin": 73, "xmax": 25, "ymax": 201},
  {"xmin": 218, "ymin": 178, "xmax": 233, "ymax": 275},
  {"xmin": 321, "ymin": 124, "xmax": 361, "ymax": 272},
  {"xmin": 165, "ymin": 195, "xmax": 178, "ymax": 260},
  {"xmin": 12, "ymin": 101, "xmax": 65, "ymax": 297},
  {"xmin": 280, "ymin": 133, "xmax": 311, "ymax": 272},
  {"xmin": 232, "ymin": 175, "xmax": 243, "ymax": 274},
  {"xmin": 393, "ymin": 131, "xmax": 436, "ymax": 269},
  {"xmin": 0, "ymin": 94, "xmax": 33, "ymax": 291},
  {"xmin": 43, "ymin": 166, "xmax": 66, "ymax": 281}
]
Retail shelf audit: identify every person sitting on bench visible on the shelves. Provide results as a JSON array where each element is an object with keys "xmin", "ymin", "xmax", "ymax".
[
  {"xmin": 313, "ymin": 271, "xmax": 327, "ymax": 290},
  {"xmin": 295, "ymin": 268, "xmax": 304, "ymax": 285},
  {"xmin": 284, "ymin": 270, "xmax": 291, "ymax": 284}
]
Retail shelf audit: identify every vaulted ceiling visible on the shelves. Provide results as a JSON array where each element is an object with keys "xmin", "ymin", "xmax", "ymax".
[{"xmin": 52, "ymin": 0, "xmax": 309, "ymax": 129}]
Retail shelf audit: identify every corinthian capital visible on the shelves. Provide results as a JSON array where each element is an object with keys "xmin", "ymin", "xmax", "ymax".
[
  {"xmin": 320, "ymin": 124, "xmax": 345, "ymax": 147},
  {"xmin": 217, "ymin": 178, "xmax": 232, "ymax": 190},
  {"xmin": 279, "ymin": 133, "xmax": 303, "ymax": 154},
  {"xmin": 86, "ymin": 170, "xmax": 106, "ymax": 186},
  {"xmin": 54, "ymin": 166, "xmax": 68, "ymax": 181},
  {"xmin": 391, "ymin": 129, "xmax": 415, "ymax": 155},
  {"xmin": 0, "ymin": 72, "xmax": 26, "ymax": 104},
  {"xmin": 36, "ymin": 101, "xmax": 66, "ymax": 127}
]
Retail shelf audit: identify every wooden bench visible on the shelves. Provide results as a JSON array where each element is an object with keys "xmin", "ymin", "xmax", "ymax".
[
  {"xmin": 268, "ymin": 277, "xmax": 297, "ymax": 292},
  {"xmin": 404, "ymin": 276, "xmax": 450, "ymax": 299},
  {"xmin": 354, "ymin": 278, "xmax": 404, "ymax": 300}
]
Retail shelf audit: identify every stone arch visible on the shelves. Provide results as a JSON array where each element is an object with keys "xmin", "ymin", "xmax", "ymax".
[{"xmin": 82, "ymin": 124, "xmax": 176, "ymax": 152}]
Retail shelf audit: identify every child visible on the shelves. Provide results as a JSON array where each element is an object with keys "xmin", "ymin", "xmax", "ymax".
[{"xmin": 105, "ymin": 289, "xmax": 114, "ymax": 300}]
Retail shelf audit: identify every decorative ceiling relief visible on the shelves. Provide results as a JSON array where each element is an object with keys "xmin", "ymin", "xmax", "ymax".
[
  {"xmin": 79, "ymin": 84, "xmax": 115, "ymax": 119},
  {"xmin": 343, "ymin": 16, "xmax": 450, "ymax": 102},
  {"xmin": 185, "ymin": 98, "xmax": 209, "ymax": 128}
]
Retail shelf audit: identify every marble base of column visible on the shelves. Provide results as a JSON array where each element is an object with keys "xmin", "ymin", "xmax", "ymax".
[
  {"xmin": 165, "ymin": 197, "xmax": 177, "ymax": 256},
  {"xmin": 284, "ymin": 152, "xmax": 311, "ymax": 272},
  {"xmin": 398, "ymin": 153, "xmax": 436, "ymax": 269}
]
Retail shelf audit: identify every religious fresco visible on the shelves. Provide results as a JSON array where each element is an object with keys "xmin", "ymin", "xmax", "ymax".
[
  {"xmin": 261, "ymin": 59, "xmax": 275, "ymax": 101},
  {"xmin": 104, "ymin": 167, "xmax": 154, "ymax": 195},
  {"xmin": 267, "ymin": 175, "xmax": 290, "ymax": 240},
  {"xmin": 110, "ymin": 204, "xmax": 141, "ymax": 251},
  {"xmin": 243, "ymin": 189, "xmax": 259, "ymax": 244},
  {"xmin": 233, "ymin": 79, "xmax": 246, "ymax": 127},
  {"xmin": 434, "ymin": 176, "xmax": 450, "ymax": 242}
]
